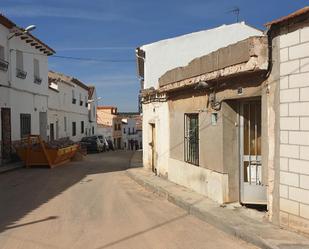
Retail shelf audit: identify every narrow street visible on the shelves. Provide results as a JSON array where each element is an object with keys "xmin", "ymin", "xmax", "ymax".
[{"xmin": 0, "ymin": 151, "xmax": 257, "ymax": 249}]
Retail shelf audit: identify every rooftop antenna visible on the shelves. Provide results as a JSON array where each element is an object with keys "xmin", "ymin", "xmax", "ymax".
[{"xmin": 227, "ymin": 7, "xmax": 240, "ymax": 22}]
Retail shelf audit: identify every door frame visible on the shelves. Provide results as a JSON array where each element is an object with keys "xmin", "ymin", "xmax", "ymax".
[
  {"xmin": 150, "ymin": 123, "xmax": 156, "ymax": 173},
  {"xmin": 239, "ymin": 98, "xmax": 267, "ymax": 205}
]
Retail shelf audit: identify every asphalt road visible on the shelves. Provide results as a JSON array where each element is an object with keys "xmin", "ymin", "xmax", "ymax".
[{"xmin": 0, "ymin": 151, "xmax": 258, "ymax": 249}]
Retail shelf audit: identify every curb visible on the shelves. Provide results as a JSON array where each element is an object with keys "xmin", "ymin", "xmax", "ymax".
[
  {"xmin": 0, "ymin": 162, "xmax": 24, "ymax": 174},
  {"xmin": 126, "ymin": 169, "xmax": 309, "ymax": 249}
]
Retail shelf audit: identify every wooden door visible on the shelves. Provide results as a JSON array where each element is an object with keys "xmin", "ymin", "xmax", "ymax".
[{"xmin": 1, "ymin": 108, "xmax": 11, "ymax": 161}]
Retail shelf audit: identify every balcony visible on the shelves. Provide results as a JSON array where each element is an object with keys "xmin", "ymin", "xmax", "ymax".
[
  {"xmin": 34, "ymin": 75, "xmax": 42, "ymax": 84},
  {"xmin": 16, "ymin": 68, "xmax": 27, "ymax": 79},
  {"xmin": 72, "ymin": 98, "xmax": 76, "ymax": 104},
  {"xmin": 0, "ymin": 58, "xmax": 9, "ymax": 72}
]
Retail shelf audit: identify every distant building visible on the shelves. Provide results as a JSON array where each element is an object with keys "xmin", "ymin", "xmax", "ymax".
[
  {"xmin": 121, "ymin": 114, "xmax": 142, "ymax": 150},
  {"xmin": 0, "ymin": 14, "xmax": 55, "ymax": 164},
  {"xmin": 97, "ymin": 106, "xmax": 122, "ymax": 149},
  {"xmin": 48, "ymin": 71, "xmax": 96, "ymax": 142}
]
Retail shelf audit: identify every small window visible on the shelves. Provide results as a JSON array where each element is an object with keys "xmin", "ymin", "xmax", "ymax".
[
  {"xmin": 128, "ymin": 127, "xmax": 131, "ymax": 134},
  {"xmin": 0, "ymin": 46, "xmax": 5, "ymax": 60},
  {"xmin": 33, "ymin": 58, "xmax": 41, "ymax": 84},
  {"xmin": 20, "ymin": 114, "xmax": 31, "ymax": 138},
  {"xmin": 81, "ymin": 121, "xmax": 84, "ymax": 134},
  {"xmin": 92, "ymin": 126, "xmax": 94, "ymax": 135},
  {"xmin": 184, "ymin": 114, "xmax": 199, "ymax": 165},
  {"xmin": 16, "ymin": 50, "xmax": 23, "ymax": 70},
  {"xmin": 123, "ymin": 128, "xmax": 126, "ymax": 134},
  {"xmin": 72, "ymin": 122, "xmax": 76, "ymax": 136},
  {"xmin": 72, "ymin": 90, "xmax": 76, "ymax": 104}
]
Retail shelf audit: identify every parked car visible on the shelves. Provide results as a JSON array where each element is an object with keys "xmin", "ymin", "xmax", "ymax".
[
  {"xmin": 80, "ymin": 136, "xmax": 105, "ymax": 153},
  {"xmin": 95, "ymin": 135, "xmax": 109, "ymax": 151}
]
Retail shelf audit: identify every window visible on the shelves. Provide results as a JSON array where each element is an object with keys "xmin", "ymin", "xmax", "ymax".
[
  {"xmin": 128, "ymin": 127, "xmax": 131, "ymax": 134},
  {"xmin": 20, "ymin": 114, "xmax": 31, "ymax": 138},
  {"xmin": 81, "ymin": 121, "xmax": 84, "ymax": 134},
  {"xmin": 79, "ymin": 93, "xmax": 83, "ymax": 106},
  {"xmin": 72, "ymin": 122, "xmax": 76, "ymax": 136},
  {"xmin": 16, "ymin": 50, "xmax": 26, "ymax": 79},
  {"xmin": 0, "ymin": 45, "xmax": 4, "ymax": 60},
  {"xmin": 184, "ymin": 114, "xmax": 199, "ymax": 165},
  {"xmin": 64, "ymin": 117, "xmax": 67, "ymax": 131},
  {"xmin": 92, "ymin": 126, "xmax": 94, "ymax": 135},
  {"xmin": 0, "ymin": 45, "xmax": 8, "ymax": 71},
  {"xmin": 33, "ymin": 58, "xmax": 41, "ymax": 84},
  {"xmin": 123, "ymin": 128, "xmax": 126, "ymax": 134},
  {"xmin": 72, "ymin": 90, "xmax": 76, "ymax": 104},
  {"xmin": 16, "ymin": 50, "xmax": 23, "ymax": 70}
]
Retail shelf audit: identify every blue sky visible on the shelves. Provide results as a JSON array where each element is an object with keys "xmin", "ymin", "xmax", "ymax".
[{"xmin": 1, "ymin": 0, "xmax": 308, "ymax": 111}]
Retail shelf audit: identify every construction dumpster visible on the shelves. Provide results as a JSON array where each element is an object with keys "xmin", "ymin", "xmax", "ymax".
[{"xmin": 16, "ymin": 135, "xmax": 79, "ymax": 168}]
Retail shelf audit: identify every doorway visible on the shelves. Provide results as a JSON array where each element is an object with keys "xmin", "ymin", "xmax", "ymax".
[
  {"xmin": 239, "ymin": 99, "xmax": 266, "ymax": 204},
  {"xmin": 39, "ymin": 112, "xmax": 47, "ymax": 141},
  {"xmin": 1, "ymin": 108, "xmax": 11, "ymax": 162},
  {"xmin": 150, "ymin": 124, "xmax": 156, "ymax": 173},
  {"xmin": 50, "ymin": 123, "xmax": 54, "ymax": 141}
]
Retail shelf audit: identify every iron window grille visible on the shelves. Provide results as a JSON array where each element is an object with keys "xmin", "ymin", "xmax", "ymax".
[
  {"xmin": 16, "ymin": 68, "xmax": 27, "ymax": 79},
  {"xmin": 20, "ymin": 114, "xmax": 31, "ymax": 138},
  {"xmin": 184, "ymin": 113, "xmax": 199, "ymax": 166},
  {"xmin": 34, "ymin": 75, "xmax": 42, "ymax": 84},
  {"xmin": 0, "ymin": 58, "xmax": 9, "ymax": 72}
]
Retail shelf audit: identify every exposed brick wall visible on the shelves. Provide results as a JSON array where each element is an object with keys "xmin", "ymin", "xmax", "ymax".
[{"xmin": 279, "ymin": 25, "xmax": 309, "ymax": 233}]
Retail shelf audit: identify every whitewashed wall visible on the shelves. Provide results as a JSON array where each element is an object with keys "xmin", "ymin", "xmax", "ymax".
[
  {"xmin": 48, "ymin": 79, "xmax": 90, "ymax": 142},
  {"xmin": 0, "ymin": 22, "xmax": 49, "ymax": 145},
  {"xmin": 141, "ymin": 22, "xmax": 263, "ymax": 89}
]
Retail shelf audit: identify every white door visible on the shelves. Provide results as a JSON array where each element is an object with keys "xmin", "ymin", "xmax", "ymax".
[{"xmin": 240, "ymin": 100, "xmax": 266, "ymax": 204}]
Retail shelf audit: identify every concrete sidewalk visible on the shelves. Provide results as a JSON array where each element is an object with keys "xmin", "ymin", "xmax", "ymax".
[{"xmin": 126, "ymin": 167, "xmax": 309, "ymax": 249}]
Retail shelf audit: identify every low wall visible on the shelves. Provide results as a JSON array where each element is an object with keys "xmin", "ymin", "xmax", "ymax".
[{"xmin": 168, "ymin": 157, "xmax": 229, "ymax": 204}]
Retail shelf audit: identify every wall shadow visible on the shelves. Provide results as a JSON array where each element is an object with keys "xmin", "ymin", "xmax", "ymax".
[{"xmin": 0, "ymin": 150, "xmax": 134, "ymax": 234}]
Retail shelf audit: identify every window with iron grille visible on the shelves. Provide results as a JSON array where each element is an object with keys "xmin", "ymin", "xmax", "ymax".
[
  {"xmin": 72, "ymin": 122, "xmax": 76, "ymax": 136},
  {"xmin": 184, "ymin": 113, "xmax": 199, "ymax": 165},
  {"xmin": 20, "ymin": 114, "xmax": 31, "ymax": 138}
]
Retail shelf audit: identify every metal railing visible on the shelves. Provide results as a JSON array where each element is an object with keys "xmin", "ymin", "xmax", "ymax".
[
  {"xmin": 34, "ymin": 75, "xmax": 42, "ymax": 84},
  {"xmin": 0, "ymin": 58, "xmax": 9, "ymax": 72},
  {"xmin": 16, "ymin": 68, "xmax": 27, "ymax": 79}
]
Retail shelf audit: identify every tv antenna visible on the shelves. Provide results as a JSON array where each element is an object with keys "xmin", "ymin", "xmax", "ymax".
[{"xmin": 227, "ymin": 7, "xmax": 240, "ymax": 22}]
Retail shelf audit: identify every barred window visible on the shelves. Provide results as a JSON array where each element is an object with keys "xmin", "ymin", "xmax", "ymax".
[
  {"xmin": 184, "ymin": 114, "xmax": 199, "ymax": 165},
  {"xmin": 20, "ymin": 114, "xmax": 31, "ymax": 138}
]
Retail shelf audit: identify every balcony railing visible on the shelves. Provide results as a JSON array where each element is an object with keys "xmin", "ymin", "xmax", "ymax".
[
  {"xmin": 16, "ymin": 68, "xmax": 27, "ymax": 79},
  {"xmin": 0, "ymin": 58, "xmax": 9, "ymax": 72},
  {"xmin": 34, "ymin": 75, "xmax": 42, "ymax": 84},
  {"xmin": 72, "ymin": 98, "xmax": 76, "ymax": 104}
]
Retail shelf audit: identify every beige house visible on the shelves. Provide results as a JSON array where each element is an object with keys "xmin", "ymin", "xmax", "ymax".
[
  {"xmin": 137, "ymin": 7, "xmax": 309, "ymax": 235},
  {"xmin": 97, "ymin": 106, "xmax": 122, "ymax": 149}
]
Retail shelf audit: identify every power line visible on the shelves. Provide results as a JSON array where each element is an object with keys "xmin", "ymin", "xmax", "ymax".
[
  {"xmin": 51, "ymin": 55, "xmax": 135, "ymax": 63},
  {"xmin": 10, "ymin": 49, "xmax": 136, "ymax": 63}
]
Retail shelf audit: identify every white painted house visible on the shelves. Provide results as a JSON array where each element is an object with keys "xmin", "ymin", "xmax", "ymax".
[
  {"xmin": 0, "ymin": 14, "xmax": 54, "ymax": 164},
  {"xmin": 136, "ymin": 22, "xmax": 263, "ymax": 178},
  {"xmin": 121, "ymin": 116, "xmax": 142, "ymax": 150},
  {"xmin": 48, "ymin": 71, "xmax": 95, "ymax": 142}
]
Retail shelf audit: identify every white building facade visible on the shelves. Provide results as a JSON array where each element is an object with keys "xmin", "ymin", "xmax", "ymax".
[
  {"xmin": 48, "ymin": 71, "xmax": 95, "ymax": 142},
  {"xmin": 0, "ymin": 14, "xmax": 54, "ymax": 164},
  {"xmin": 121, "ymin": 116, "xmax": 142, "ymax": 150}
]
